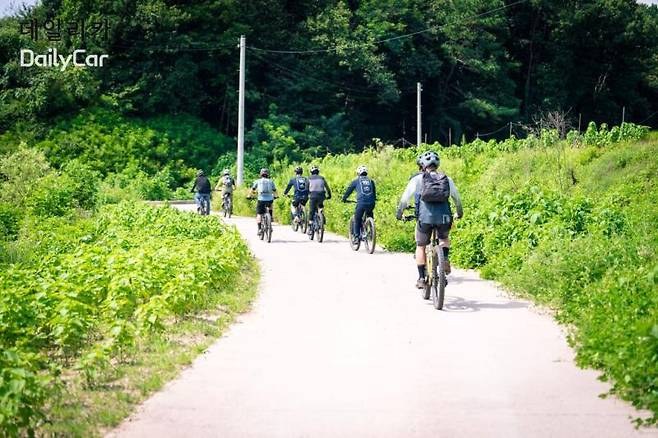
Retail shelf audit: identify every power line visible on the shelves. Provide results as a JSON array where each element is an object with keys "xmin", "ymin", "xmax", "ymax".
[
  {"xmin": 248, "ymin": 0, "xmax": 528, "ymax": 55},
  {"xmin": 250, "ymin": 51, "xmax": 381, "ymax": 97}
]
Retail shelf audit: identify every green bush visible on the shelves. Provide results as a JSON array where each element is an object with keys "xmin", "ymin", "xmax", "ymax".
[
  {"xmin": 29, "ymin": 173, "xmax": 77, "ymax": 217},
  {"xmin": 0, "ymin": 202, "xmax": 21, "ymax": 240},
  {"xmin": 0, "ymin": 202, "xmax": 251, "ymax": 432}
]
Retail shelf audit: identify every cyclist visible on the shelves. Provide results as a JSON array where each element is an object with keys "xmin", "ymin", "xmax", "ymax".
[
  {"xmin": 342, "ymin": 165, "xmax": 376, "ymax": 245},
  {"xmin": 250, "ymin": 168, "xmax": 278, "ymax": 234},
  {"xmin": 283, "ymin": 166, "xmax": 309, "ymax": 224},
  {"xmin": 215, "ymin": 169, "xmax": 235, "ymax": 210},
  {"xmin": 307, "ymin": 165, "xmax": 332, "ymax": 235},
  {"xmin": 191, "ymin": 169, "xmax": 212, "ymax": 214},
  {"xmin": 395, "ymin": 151, "xmax": 463, "ymax": 289}
]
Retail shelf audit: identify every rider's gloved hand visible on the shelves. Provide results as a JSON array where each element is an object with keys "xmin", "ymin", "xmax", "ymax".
[{"xmin": 395, "ymin": 206, "xmax": 403, "ymax": 221}]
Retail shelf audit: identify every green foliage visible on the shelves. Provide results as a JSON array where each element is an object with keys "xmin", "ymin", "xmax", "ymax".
[
  {"xmin": 239, "ymin": 125, "xmax": 658, "ymax": 423},
  {"xmin": 27, "ymin": 107, "xmax": 231, "ymax": 184},
  {"xmin": 0, "ymin": 202, "xmax": 251, "ymax": 433},
  {"xmin": 29, "ymin": 173, "xmax": 78, "ymax": 217},
  {"xmin": 0, "ymin": 202, "xmax": 21, "ymax": 240}
]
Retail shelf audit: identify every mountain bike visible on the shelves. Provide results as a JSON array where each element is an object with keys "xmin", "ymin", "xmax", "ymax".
[
  {"xmin": 308, "ymin": 207, "xmax": 325, "ymax": 243},
  {"xmin": 221, "ymin": 193, "xmax": 232, "ymax": 218},
  {"xmin": 346, "ymin": 201, "xmax": 376, "ymax": 254},
  {"xmin": 259, "ymin": 204, "xmax": 273, "ymax": 242},
  {"xmin": 288, "ymin": 196, "xmax": 307, "ymax": 234},
  {"xmin": 248, "ymin": 197, "xmax": 274, "ymax": 243},
  {"xmin": 404, "ymin": 214, "xmax": 446, "ymax": 310}
]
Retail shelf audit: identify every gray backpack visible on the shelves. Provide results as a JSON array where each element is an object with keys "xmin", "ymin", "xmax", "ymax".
[{"xmin": 421, "ymin": 172, "xmax": 450, "ymax": 203}]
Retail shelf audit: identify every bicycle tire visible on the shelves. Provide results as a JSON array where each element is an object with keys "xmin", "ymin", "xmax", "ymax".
[
  {"xmin": 300, "ymin": 209, "xmax": 307, "ymax": 234},
  {"xmin": 265, "ymin": 213, "xmax": 272, "ymax": 243},
  {"xmin": 258, "ymin": 219, "xmax": 265, "ymax": 240},
  {"xmin": 433, "ymin": 244, "xmax": 446, "ymax": 310},
  {"xmin": 349, "ymin": 216, "xmax": 360, "ymax": 251},
  {"xmin": 364, "ymin": 217, "xmax": 376, "ymax": 254},
  {"xmin": 227, "ymin": 198, "xmax": 232, "ymax": 218},
  {"xmin": 292, "ymin": 209, "xmax": 299, "ymax": 232},
  {"xmin": 422, "ymin": 244, "xmax": 433, "ymax": 300},
  {"xmin": 317, "ymin": 212, "xmax": 324, "ymax": 243},
  {"xmin": 309, "ymin": 215, "xmax": 315, "ymax": 240}
]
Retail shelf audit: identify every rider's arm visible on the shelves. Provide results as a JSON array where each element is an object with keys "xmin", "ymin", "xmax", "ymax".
[
  {"xmin": 398, "ymin": 174, "xmax": 421, "ymax": 210},
  {"xmin": 190, "ymin": 178, "xmax": 198, "ymax": 192},
  {"xmin": 342, "ymin": 179, "xmax": 356, "ymax": 202},
  {"xmin": 448, "ymin": 177, "xmax": 464, "ymax": 218},
  {"xmin": 324, "ymin": 177, "xmax": 332, "ymax": 199},
  {"xmin": 284, "ymin": 178, "xmax": 294, "ymax": 196}
]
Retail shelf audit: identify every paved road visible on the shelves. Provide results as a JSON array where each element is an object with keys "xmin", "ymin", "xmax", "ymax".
[{"xmin": 109, "ymin": 210, "xmax": 655, "ymax": 437}]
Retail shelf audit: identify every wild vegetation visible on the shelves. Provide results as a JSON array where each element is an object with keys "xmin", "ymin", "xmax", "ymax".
[
  {"xmin": 231, "ymin": 123, "xmax": 658, "ymax": 424},
  {"xmin": 0, "ymin": 146, "xmax": 255, "ymax": 436}
]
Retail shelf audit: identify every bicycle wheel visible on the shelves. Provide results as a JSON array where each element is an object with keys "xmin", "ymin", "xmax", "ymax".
[
  {"xmin": 301, "ymin": 209, "xmax": 308, "ymax": 234},
  {"xmin": 291, "ymin": 209, "xmax": 299, "ymax": 232},
  {"xmin": 265, "ymin": 213, "xmax": 273, "ymax": 243},
  {"xmin": 309, "ymin": 216, "xmax": 315, "ymax": 240},
  {"xmin": 317, "ymin": 212, "xmax": 325, "ymax": 243},
  {"xmin": 433, "ymin": 245, "xmax": 446, "ymax": 310},
  {"xmin": 364, "ymin": 217, "xmax": 376, "ymax": 254},
  {"xmin": 422, "ymin": 245, "xmax": 433, "ymax": 300},
  {"xmin": 349, "ymin": 216, "xmax": 360, "ymax": 251}
]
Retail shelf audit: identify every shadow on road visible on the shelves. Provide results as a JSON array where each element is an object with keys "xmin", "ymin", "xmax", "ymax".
[{"xmin": 439, "ymin": 295, "xmax": 528, "ymax": 313}]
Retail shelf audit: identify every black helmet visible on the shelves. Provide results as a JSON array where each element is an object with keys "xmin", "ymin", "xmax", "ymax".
[
  {"xmin": 294, "ymin": 166, "xmax": 303, "ymax": 175},
  {"xmin": 310, "ymin": 165, "xmax": 319, "ymax": 175},
  {"xmin": 260, "ymin": 168, "xmax": 269, "ymax": 177}
]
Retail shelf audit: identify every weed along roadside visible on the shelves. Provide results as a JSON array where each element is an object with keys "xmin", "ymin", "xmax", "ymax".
[{"xmin": 0, "ymin": 198, "xmax": 258, "ymax": 437}]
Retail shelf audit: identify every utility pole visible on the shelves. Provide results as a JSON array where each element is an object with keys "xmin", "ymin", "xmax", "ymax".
[
  {"xmin": 417, "ymin": 82, "xmax": 422, "ymax": 147},
  {"xmin": 509, "ymin": 122, "xmax": 513, "ymax": 138},
  {"xmin": 237, "ymin": 35, "xmax": 246, "ymax": 186},
  {"xmin": 448, "ymin": 128, "xmax": 452, "ymax": 146},
  {"xmin": 621, "ymin": 106, "xmax": 626, "ymax": 129},
  {"xmin": 578, "ymin": 113, "xmax": 582, "ymax": 132}
]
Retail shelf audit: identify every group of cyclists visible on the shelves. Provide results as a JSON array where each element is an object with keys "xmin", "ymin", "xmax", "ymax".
[{"xmin": 192, "ymin": 150, "xmax": 462, "ymax": 290}]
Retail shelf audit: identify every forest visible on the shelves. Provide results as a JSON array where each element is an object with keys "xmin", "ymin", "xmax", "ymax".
[{"xmin": 1, "ymin": 0, "xmax": 657, "ymax": 167}]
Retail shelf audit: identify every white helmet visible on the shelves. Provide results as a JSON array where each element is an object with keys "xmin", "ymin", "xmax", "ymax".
[{"xmin": 356, "ymin": 165, "xmax": 368, "ymax": 176}]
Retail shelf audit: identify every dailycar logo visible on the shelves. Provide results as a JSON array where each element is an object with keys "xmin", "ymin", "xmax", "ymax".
[
  {"xmin": 18, "ymin": 17, "xmax": 111, "ymax": 70},
  {"xmin": 20, "ymin": 48, "xmax": 109, "ymax": 71}
]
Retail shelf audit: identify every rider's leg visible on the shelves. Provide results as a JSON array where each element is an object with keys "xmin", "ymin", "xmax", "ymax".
[
  {"xmin": 194, "ymin": 192, "xmax": 202, "ymax": 209},
  {"xmin": 439, "ymin": 231, "xmax": 452, "ymax": 274},
  {"xmin": 415, "ymin": 223, "xmax": 431, "ymax": 288},
  {"xmin": 308, "ymin": 197, "xmax": 318, "ymax": 233},
  {"xmin": 256, "ymin": 201, "xmax": 264, "ymax": 229},
  {"xmin": 204, "ymin": 194, "xmax": 211, "ymax": 214},
  {"xmin": 353, "ymin": 203, "xmax": 365, "ymax": 237}
]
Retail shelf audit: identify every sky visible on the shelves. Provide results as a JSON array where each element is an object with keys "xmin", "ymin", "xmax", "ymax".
[{"xmin": 1, "ymin": 0, "xmax": 658, "ymax": 18}]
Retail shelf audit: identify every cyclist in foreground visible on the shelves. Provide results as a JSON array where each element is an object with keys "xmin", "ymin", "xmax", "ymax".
[
  {"xmin": 283, "ymin": 166, "xmax": 309, "ymax": 225},
  {"xmin": 215, "ymin": 168, "xmax": 235, "ymax": 210},
  {"xmin": 191, "ymin": 169, "xmax": 212, "ymax": 215},
  {"xmin": 396, "ymin": 151, "xmax": 463, "ymax": 289},
  {"xmin": 250, "ymin": 168, "xmax": 278, "ymax": 234},
  {"xmin": 307, "ymin": 165, "xmax": 332, "ymax": 235},
  {"xmin": 342, "ymin": 165, "xmax": 376, "ymax": 245}
]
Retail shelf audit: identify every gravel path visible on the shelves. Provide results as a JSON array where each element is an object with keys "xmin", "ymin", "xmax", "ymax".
[{"xmin": 109, "ymin": 211, "xmax": 655, "ymax": 437}]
